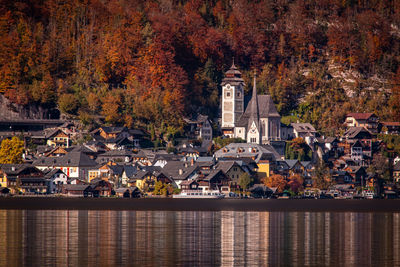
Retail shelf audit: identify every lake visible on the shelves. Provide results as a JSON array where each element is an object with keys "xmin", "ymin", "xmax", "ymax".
[{"xmin": 0, "ymin": 210, "xmax": 399, "ymax": 266}]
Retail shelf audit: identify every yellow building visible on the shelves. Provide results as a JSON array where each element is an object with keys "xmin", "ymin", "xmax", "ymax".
[{"xmin": 257, "ymin": 160, "xmax": 270, "ymax": 179}]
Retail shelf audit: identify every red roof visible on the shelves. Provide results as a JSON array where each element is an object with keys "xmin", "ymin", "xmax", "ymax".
[
  {"xmin": 382, "ymin": 122, "xmax": 400, "ymax": 126},
  {"xmin": 346, "ymin": 113, "xmax": 375, "ymax": 120}
]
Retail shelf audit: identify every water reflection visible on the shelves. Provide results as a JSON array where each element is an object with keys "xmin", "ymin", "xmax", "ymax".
[{"xmin": 0, "ymin": 210, "xmax": 399, "ymax": 266}]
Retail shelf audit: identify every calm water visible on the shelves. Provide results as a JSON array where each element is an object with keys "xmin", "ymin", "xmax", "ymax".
[{"xmin": 0, "ymin": 210, "xmax": 399, "ymax": 267}]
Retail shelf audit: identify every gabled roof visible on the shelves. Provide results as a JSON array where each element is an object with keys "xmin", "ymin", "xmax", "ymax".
[
  {"xmin": 346, "ymin": 113, "xmax": 376, "ymax": 120},
  {"xmin": 0, "ymin": 164, "xmax": 36, "ymax": 175},
  {"xmin": 123, "ymin": 165, "xmax": 137, "ymax": 178},
  {"xmin": 300, "ymin": 161, "xmax": 312, "ymax": 169},
  {"xmin": 63, "ymin": 184, "xmax": 90, "ymax": 191},
  {"xmin": 97, "ymin": 149, "xmax": 133, "ymax": 157},
  {"xmin": 284, "ymin": 159, "xmax": 300, "ymax": 169},
  {"xmin": 236, "ymin": 95, "xmax": 280, "ymax": 128},
  {"xmin": 33, "ymin": 151, "xmax": 98, "ymax": 167},
  {"xmin": 203, "ymin": 169, "xmax": 225, "ymax": 182},
  {"xmin": 291, "ymin": 123, "xmax": 317, "ymax": 133},
  {"xmin": 162, "ymin": 161, "xmax": 199, "ymax": 180},
  {"xmin": 215, "ymin": 143, "xmax": 280, "ymax": 163},
  {"xmin": 215, "ymin": 161, "xmax": 241, "ymax": 174},
  {"xmin": 343, "ymin": 127, "xmax": 372, "ymax": 139},
  {"xmin": 42, "ymin": 168, "xmax": 66, "ymax": 179},
  {"xmin": 183, "ymin": 114, "xmax": 209, "ymax": 124}
]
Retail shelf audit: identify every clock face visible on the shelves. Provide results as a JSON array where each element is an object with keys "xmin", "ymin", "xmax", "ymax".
[{"xmin": 250, "ymin": 127, "xmax": 257, "ymax": 134}]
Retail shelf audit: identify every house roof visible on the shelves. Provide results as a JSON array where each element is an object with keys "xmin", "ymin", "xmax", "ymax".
[
  {"xmin": 0, "ymin": 164, "xmax": 36, "ymax": 175},
  {"xmin": 123, "ymin": 165, "xmax": 137, "ymax": 178},
  {"xmin": 215, "ymin": 161, "xmax": 240, "ymax": 174},
  {"xmin": 114, "ymin": 188, "xmax": 130, "ymax": 193},
  {"xmin": 284, "ymin": 159, "xmax": 300, "ymax": 169},
  {"xmin": 290, "ymin": 123, "xmax": 317, "ymax": 133},
  {"xmin": 346, "ymin": 113, "xmax": 375, "ymax": 120},
  {"xmin": 97, "ymin": 149, "xmax": 133, "ymax": 157},
  {"xmin": 33, "ymin": 151, "xmax": 98, "ymax": 167},
  {"xmin": 343, "ymin": 127, "xmax": 372, "ymax": 139},
  {"xmin": 300, "ymin": 161, "xmax": 312, "ymax": 168},
  {"xmin": 214, "ymin": 143, "xmax": 280, "ymax": 163},
  {"xmin": 63, "ymin": 184, "xmax": 90, "ymax": 191},
  {"xmin": 162, "ymin": 161, "xmax": 198, "ymax": 180},
  {"xmin": 42, "ymin": 168, "xmax": 65, "ymax": 179},
  {"xmin": 183, "ymin": 114, "xmax": 209, "ymax": 124},
  {"xmin": 203, "ymin": 169, "xmax": 224, "ymax": 182},
  {"xmin": 45, "ymin": 128, "xmax": 69, "ymax": 138}
]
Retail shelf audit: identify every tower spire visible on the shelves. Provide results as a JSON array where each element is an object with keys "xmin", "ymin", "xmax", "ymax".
[{"xmin": 248, "ymin": 69, "xmax": 259, "ymax": 130}]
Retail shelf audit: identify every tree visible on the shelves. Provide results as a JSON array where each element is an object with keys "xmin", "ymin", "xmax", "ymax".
[
  {"xmin": 287, "ymin": 174, "xmax": 304, "ymax": 194},
  {"xmin": 368, "ymin": 152, "xmax": 391, "ymax": 181},
  {"xmin": 285, "ymin": 137, "xmax": 312, "ymax": 161},
  {"xmin": 58, "ymin": 94, "xmax": 78, "ymax": 115},
  {"xmin": 264, "ymin": 174, "xmax": 287, "ymax": 193},
  {"xmin": 0, "ymin": 137, "xmax": 24, "ymax": 164},
  {"xmin": 312, "ymin": 160, "xmax": 332, "ymax": 190},
  {"xmin": 238, "ymin": 172, "xmax": 252, "ymax": 191}
]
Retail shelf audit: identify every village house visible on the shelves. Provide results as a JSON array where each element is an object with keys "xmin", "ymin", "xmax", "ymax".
[
  {"xmin": 161, "ymin": 161, "xmax": 200, "ymax": 189},
  {"xmin": 345, "ymin": 113, "xmax": 379, "ymax": 133},
  {"xmin": 45, "ymin": 129, "xmax": 70, "ymax": 148},
  {"xmin": 197, "ymin": 169, "xmax": 230, "ymax": 193},
  {"xmin": 290, "ymin": 123, "xmax": 317, "ymax": 144},
  {"xmin": 33, "ymin": 150, "xmax": 98, "ymax": 181},
  {"xmin": 0, "ymin": 164, "xmax": 47, "ymax": 194},
  {"xmin": 132, "ymin": 150, "xmax": 154, "ymax": 166},
  {"xmin": 341, "ymin": 127, "xmax": 373, "ymax": 166},
  {"xmin": 215, "ymin": 161, "xmax": 248, "ymax": 185},
  {"xmin": 128, "ymin": 169, "xmax": 174, "ymax": 191},
  {"xmin": 43, "ymin": 168, "xmax": 68, "ymax": 193},
  {"xmin": 62, "ymin": 184, "xmax": 91, "ymax": 197},
  {"xmin": 183, "ymin": 114, "xmax": 213, "ymax": 143},
  {"xmin": 91, "ymin": 126, "xmax": 144, "ymax": 149}
]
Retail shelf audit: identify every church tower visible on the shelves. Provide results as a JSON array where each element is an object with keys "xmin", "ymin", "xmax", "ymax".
[
  {"xmin": 220, "ymin": 60, "xmax": 244, "ymax": 137},
  {"xmin": 246, "ymin": 72, "xmax": 261, "ymax": 144}
]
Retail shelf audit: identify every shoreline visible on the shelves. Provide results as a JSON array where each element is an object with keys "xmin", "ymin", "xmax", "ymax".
[{"xmin": 0, "ymin": 197, "xmax": 400, "ymax": 212}]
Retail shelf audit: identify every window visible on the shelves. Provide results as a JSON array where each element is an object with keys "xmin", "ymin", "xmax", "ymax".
[
  {"xmin": 237, "ymin": 92, "xmax": 240, "ymax": 97},
  {"xmin": 226, "ymin": 92, "xmax": 231, "ymax": 97}
]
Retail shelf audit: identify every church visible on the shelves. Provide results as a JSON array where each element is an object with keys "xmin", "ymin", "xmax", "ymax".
[{"xmin": 220, "ymin": 62, "xmax": 281, "ymax": 144}]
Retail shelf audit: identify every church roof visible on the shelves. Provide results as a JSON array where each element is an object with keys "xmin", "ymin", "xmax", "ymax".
[{"xmin": 236, "ymin": 95, "xmax": 280, "ymax": 127}]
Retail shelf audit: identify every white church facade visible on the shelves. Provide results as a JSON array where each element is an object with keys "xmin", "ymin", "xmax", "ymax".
[{"xmin": 220, "ymin": 62, "xmax": 281, "ymax": 144}]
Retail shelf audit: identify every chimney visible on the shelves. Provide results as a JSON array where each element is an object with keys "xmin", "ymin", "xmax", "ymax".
[
  {"xmin": 179, "ymin": 169, "xmax": 183, "ymax": 175},
  {"xmin": 191, "ymin": 158, "xmax": 194, "ymax": 166}
]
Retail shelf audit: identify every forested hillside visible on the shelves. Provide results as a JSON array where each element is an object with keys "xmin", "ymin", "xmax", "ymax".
[{"xmin": 1, "ymin": 0, "xmax": 399, "ymax": 136}]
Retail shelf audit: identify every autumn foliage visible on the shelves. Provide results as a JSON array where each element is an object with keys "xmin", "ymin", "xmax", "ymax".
[
  {"xmin": 0, "ymin": 0, "xmax": 399, "ymax": 134},
  {"xmin": 263, "ymin": 174, "xmax": 287, "ymax": 193}
]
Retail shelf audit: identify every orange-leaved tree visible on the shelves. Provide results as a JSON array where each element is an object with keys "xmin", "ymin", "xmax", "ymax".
[
  {"xmin": 287, "ymin": 174, "xmax": 304, "ymax": 194},
  {"xmin": 263, "ymin": 174, "xmax": 287, "ymax": 193}
]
